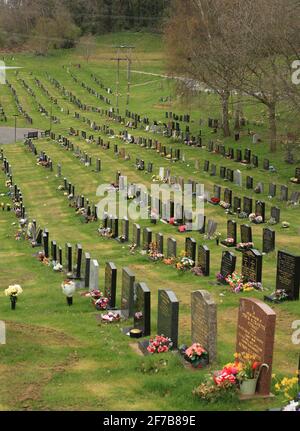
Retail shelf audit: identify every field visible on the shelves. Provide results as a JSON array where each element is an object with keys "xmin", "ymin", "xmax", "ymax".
[{"xmin": 0, "ymin": 32, "xmax": 299, "ymax": 411}]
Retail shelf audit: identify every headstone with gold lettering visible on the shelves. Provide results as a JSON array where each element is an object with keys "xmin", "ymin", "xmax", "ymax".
[
  {"xmin": 236, "ymin": 298, "xmax": 276, "ymax": 396},
  {"xmin": 157, "ymin": 290, "xmax": 179, "ymax": 349},
  {"xmin": 275, "ymin": 251, "xmax": 300, "ymax": 300}
]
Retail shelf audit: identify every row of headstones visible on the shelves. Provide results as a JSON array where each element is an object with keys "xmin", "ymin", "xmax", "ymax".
[
  {"xmin": 126, "ymin": 275, "xmax": 278, "ymax": 397},
  {"xmin": 47, "ymin": 73, "xmax": 101, "ymax": 114},
  {"xmin": 18, "ymin": 77, "xmax": 58, "ymax": 123},
  {"xmin": 190, "ymin": 290, "xmax": 277, "ymax": 397},
  {"xmin": 23, "ymin": 139, "xmax": 99, "ymax": 222},
  {"xmin": 220, "ymin": 248, "xmax": 300, "ymax": 300},
  {"xmin": 223, "ymin": 219, "xmax": 276, "ymax": 253},
  {"xmin": 202, "ymin": 159, "xmax": 300, "ymax": 202},
  {"xmin": 214, "ymin": 185, "xmax": 281, "ymax": 222},
  {"xmin": 6, "ymin": 80, "xmax": 33, "ymax": 124},
  {"xmin": 47, "ymin": 134, "xmax": 103, "ymax": 174},
  {"xmin": 69, "ymin": 71, "xmax": 111, "ymax": 105}
]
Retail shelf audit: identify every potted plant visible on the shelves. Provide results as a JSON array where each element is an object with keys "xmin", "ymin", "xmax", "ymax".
[
  {"xmin": 235, "ymin": 352, "xmax": 269, "ymax": 396},
  {"xmin": 183, "ymin": 343, "xmax": 209, "ymax": 368},
  {"xmin": 147, "ymin": 335, "xmax": 173, "ymax": 354},
  {"xmin": 4, "ymin": 285, "xmax": 23, "ymax": 310}
]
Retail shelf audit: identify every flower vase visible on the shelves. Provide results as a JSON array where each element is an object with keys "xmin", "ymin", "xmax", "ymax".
[
  {"xmin": 239, "ymin": 378, "xmax": 258, "ymax": 396},
  {"xmin": 67, "ymin": 296, "xmax": 73, "ymax": 306},
  {"xmin": 10, "ymin": 296, "xmax": 17, "ymax": 310}
]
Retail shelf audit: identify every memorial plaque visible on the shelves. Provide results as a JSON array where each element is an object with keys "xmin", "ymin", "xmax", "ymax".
[
  {"xmin": 156, "ymin": 233, "xmax": 164, "ymax": 254},
  {"xmin": 224, "ymin": 188, "xmax": 232, "ymax": 206},
  {"xmin": 220, "ymin": 251, "xmax": 236, "ymax": 282},
  {"xmin": 134, "ymin": 282, "xmax": 151, "ymax": 336},
  {"xmin": 226, "ymin": 168, "xmax": 234, "ymax": 182},
  {"xmin": 262, "ymin": 228, "xmax": 275, "ymax": 254},
  {"xmin": 243, "ymin": 197, "xmax": 253, "ymax": 216},
  {"xmin": 121, "ymin": 268, "xmax": 136, "ymax": 317},
  {"xmin": 246, "ymin": 176, "xmax": 253, "ymax": 190},
  {"xmin": 240, "ymin": 224, "xmax": 252, "ymax": 244},
  {"xmin": 269, "ymin": 183, "xmax": 276, "ymax": 198},
  {"xmin": 157, "ymin": 290, "xmax": 179, "ymax": 349},
  {"xmin": 227, "ymin": 220, "xmax": 237, "ymax": 245},
  {"xmin": 236, "ymin": 298, "xmax": 276, "ymax": 396},
  {"xmin": 270, "ymin": 207, "xmax": 280, "ymax": 224},
  {"xmin": 214, "ymin": 185, "xmax": 221, "ymax": 199},
  {"xmin": 255, "ymin": 201, "xmax": 265, "ymax": 223},
  {"xmin": 89, "ymin": 259, "xmax": 99, "ymax": 292},
  {"xmin": 220, "ymin": 166, "xmax": 226, "ymax": 179},
  {"xmin": 252, "ymin": 155, "xmax": 259, "ymax": 167},
  {"xmin": 263, "ymin": 159, "xmax": 270, "ymax": 170},
  {"xmin": 143, "ymin": 228, "xmax": 152, "ymax": 251},
  {"xmin": 280, "ymin": 185, "xmax": 288, "ymax": 201},
  {"xmin": 167, "ymin": 238, "xmax": 177, "ymax": 258},
  {"xmin": 185, "ymin": 237, "xmax": 196, "ymax": 265},
  {"xmin": 132, "ymin": 223, "xmax": 141, "ymax": 247},
  {"xmin": 105, "ymin": 262, "xmax": 117, "ymax": 308},
  {"xmin": 65, "ymin": 243, "xmax": 72, "ymax": 273},
  {"xmin": 204, "ymin": 160, "xmax": 210, "ymax": 172},
  {"xmin": 191, "ymin": 290, "xmax": 217, "ymax": 362},
  {"xmin": 233, "ymin": 197, "xmax": 241, "ymax": 213},
  {"xmin": 51, "ymin": 240, "xmax": 57, "ymax": 262},
  {"xmin": 197, "ymin": 245, "xmax": 210, "ymax": 276},
  {"xmin": 73, "ymin": 244, "xmax": 83, "ymax": 279},
  {"xmin": 84, "ymin": 252, "xmax": 91, "ymax": 289},
  {"xmin": 276, "ymin": 251, "xmax": 300, "ymax": 300},
  {"xmin": 241, "ymin": 249, "xmax": 263, "ymax": 283}
]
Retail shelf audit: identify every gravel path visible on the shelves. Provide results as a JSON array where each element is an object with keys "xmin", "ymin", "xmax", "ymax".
[{"xmin": 0, "ymin": 127, "xmax": 42, "ymax": 144}]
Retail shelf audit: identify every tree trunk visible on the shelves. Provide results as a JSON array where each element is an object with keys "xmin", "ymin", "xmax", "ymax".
[
  {"xmin": 221, "ymin": 92, "xmax": 231, "ymax": 137},
  {"xmin": 268, "ymin": 102, "xmax": 277, "ymax": 153}
]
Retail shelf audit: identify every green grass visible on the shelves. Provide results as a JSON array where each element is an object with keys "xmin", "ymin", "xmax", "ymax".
[{"xmin": 0, "ymin": 32, "xmax": 299, "ymax": 411}]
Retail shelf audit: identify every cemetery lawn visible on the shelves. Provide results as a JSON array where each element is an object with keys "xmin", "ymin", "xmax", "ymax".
[{"xmin": 0, "ymin": 32, "xmax": 299, "ymax": 411}]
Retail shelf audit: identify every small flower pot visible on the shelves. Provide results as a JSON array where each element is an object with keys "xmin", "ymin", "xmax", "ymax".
[
  {"xmin": 66, "ymin": 296, "xmax": 73, "ymax": 306},
  {"xmin": 239, "ymin": 378, "xmax": 258, "ymax": 396},
  {"xmin": 10, "ymin": 296, "xmax": 17, "ymax": 310}
]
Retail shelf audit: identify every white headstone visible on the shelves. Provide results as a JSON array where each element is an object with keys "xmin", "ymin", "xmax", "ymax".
[{"xmin": 89, "ymin": 259, "xmax": 99, "ymax": 292}]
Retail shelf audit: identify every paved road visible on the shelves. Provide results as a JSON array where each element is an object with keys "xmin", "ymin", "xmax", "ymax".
[{"xmin": 0, "ymin": 127, "xmax": 42, "ymax": 144}]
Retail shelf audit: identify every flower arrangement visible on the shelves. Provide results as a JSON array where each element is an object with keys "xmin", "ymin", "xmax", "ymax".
[
  {"xmin": 94, "ymin": 296, "xmax": 109, "ymax": 310},
  {"xmin": 163, "ymin": 257, "xmax": 176, "ymax": 266},
  {"xmin": 249, "ymin": 213, "xmax": 263, "ymax": 224},
  {"xmin": 183, "ymin": 343, "xmax": 209, "ymax": 368},
  {"xmin": 233, "ymin": 352, "xmax": 262, "ymax": 382},
  {"xmin": 175, "ymin": 256, "xmax": 194, "ymax": 271},
  {"xmin": 5, "ymin": 285, "xmax": 23, "ymax": 310},
  {"xmin": 225, "ymin": 272, "xmax": 263, "ymax": 293},
  {"xmin": 148, "ymin": 242, "xmax": 164, "ymax": 261},
  {"xmin": 147, "ymin": 335, "xmax": 173, "ymax": 354},
  {"xmin": 216, "ymin": 272, "xmax": 226, "ymax": 283},
  {"xmin": 238, "ymin": 211, "xmax": 248, "ymax": 219},
  {"xmin": 275, "ymin": 374, "xmax": 299, "ymax": 402},
  {"xmin": 266, "ymin": 289, "xmax": 289, "ymax": 303},
  {"xmin": 61, "ymin": 280, "xmax": 76, "ymax": 305},
  {"xmin": 236, "ymin": 242, "xmax": 254, "ymax": 250},
  {"xmin": 210, "ymin": 197, "xmax": 220, "ymax": 205},
  {"xmin": 281, "ymin": 221, "xmax": 290, "ymax": 229},
  {"xmin": 53, "ymin": 263, "xmax": 63, "ymax": 272},
  {"xmin": 219, "ymin": 201, "xmax": 231, "ymax": 209},
  {"xmin": 190, "ymin": 266, "xmax": 204, "ymax": 277},
  {"xmin": 101, "ymin": 311, "xmax": 121, "ymax": 322}
]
